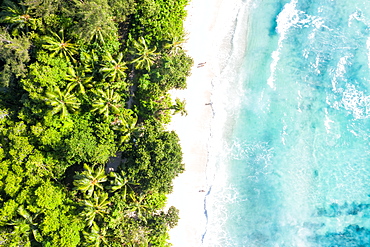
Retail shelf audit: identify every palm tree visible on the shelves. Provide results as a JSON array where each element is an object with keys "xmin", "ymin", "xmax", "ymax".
[
  {"xmin": 45, "ymin": 84, "xmax": 80, "ymax": 118},
  {"xmin": 110, "ymin": 110, "xmax": 137, "ymax": 144},
  {"xmin": 73, "ymin": 164, "xmax": 108, "ymax": 197},
  {"xmin": 131, "ymin": 36, "xmax": 158, "ymax": 71},
  {"xmin": 107, "ymin": 170, "xmax": 138, "ymax": 199},
  {"xmin": 80, "ymin": 50, "xmax": 99, "ymax": 71},
  {"xmin": 164, "ymin": 35, "xmax": 186, "ymax": 56},
  {"xmin": 108, "ymin": 170, "xmax": 129, "ymax": 192},
  {"xmin": 172, "ymin": 98, "xmax": 188, "ymax": 116},
  {"xmin": 156, "ymin": 98, "xmax": 188, "ymax": 116},
  {"xmin": 66, "ymin": 66, "xmax": 94, "ymax": 94},
  {"xmin": 42, "ymin": 30, "xmax": 78, "ymax": 62},
  {"xmin": 92, "ymin": 89, "xmax": 121, "ymax": 119},
  {"xmin": 82, "ymin": 222, "xmax": 109, "ymax": 247},
  {"xmin": 100, "ymin": 52, "xmax": 128, "ymax": 82},
  {"xmin": 72, "ymin": 0, "xmax": 117, "ymax": 45},
  {"xmin": 0, "ymin": 0, "xmax": 36, "ymax": 36},
  {"xmin": 127, "ymin": 193, "xmax": 149, "ymax": 221},
  {"xmin": 8, "ymin": 206, "xmax": 43, "ymax": 244},
  {"xmin": 90, "ymin": 25, "xmax": 107, "ymax": 44},
  {"xmin": 81, "ymin": 191, "xmax": 111, "ymax": 227}
]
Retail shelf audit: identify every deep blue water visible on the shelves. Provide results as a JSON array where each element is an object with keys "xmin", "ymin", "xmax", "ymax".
[{"xmin": 204, "ymin": 0, "xmax": 370, "ymax": 246}]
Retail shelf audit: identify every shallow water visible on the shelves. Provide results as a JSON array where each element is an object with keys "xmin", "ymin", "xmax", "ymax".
[{"xmin": 204, "ymin": 0, "xmax": 370, "ymax": 246}]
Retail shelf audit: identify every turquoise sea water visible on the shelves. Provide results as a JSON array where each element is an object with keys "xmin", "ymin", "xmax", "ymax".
[{"xmin": 204, "ymin": 0, "xmax": 370, "ymax": 246}]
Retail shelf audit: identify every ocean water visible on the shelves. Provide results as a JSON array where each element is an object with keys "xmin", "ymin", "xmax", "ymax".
[{"xmin": 204, "ymin": 0, "xmax": 370, "ymax": 246}]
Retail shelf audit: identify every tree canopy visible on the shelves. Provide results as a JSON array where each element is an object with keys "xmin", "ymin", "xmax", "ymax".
[{"xmin": 0, "ymin": 0, "xmax": 193, "ymax": 245}]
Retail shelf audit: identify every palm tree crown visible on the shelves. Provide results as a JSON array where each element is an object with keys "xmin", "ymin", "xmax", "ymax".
[
  {"xmin": 45, "ymin": 83, "xmax": 80, "ymax": 118},
  {"xmin": 82, "ymin": 222, "xmax": 109, "ymax": 247},
  {"xmin": 100, "ymin": 52, "xmax": 128, "ymax": 82},
  {"xmin": 42, "ymin": 30, "xmax": 78, "ymax": 62},
  {"xmin": 0, "ymin": 0, "xmax": 36, "ymax": 36},
  {"xmin": 172, "ymin": 98, "xmax": 188, "ymax": 116},
  {"xmin": 81, "ymin": 191, "xmax": 110, "ymax": 227},
  {"xmin": 73, "ymin": 164, "xmax": 108, "ymax": 197},
  {"xmin": 8, "ymin": 206, "xmax": 43, "ymax": 244},
  {"xmin": 92, "ymin": 89, "xmax": 121, "ymax": 119},
  {"xmin": 66, "ymin": 66, "xmax": 94, "ymax": 94},
  {"xmin": 164, "ymin": 35, "xmax": 186, "ymax": 56},
  {"xmin": 131, "ymin": 36, "xmax": 158, "ymax": 71}
]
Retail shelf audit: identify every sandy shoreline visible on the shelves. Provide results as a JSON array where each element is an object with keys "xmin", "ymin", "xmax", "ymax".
[
  {"xmin": 166, "ymin": 0, "xmax": 249, "ymax": 246},
  {"xmin": 165, "ymin": 0, "xmax": 223, "ymax": 245},
  {"xmin": 165, "ymin": 0, "xmax": 215, "ymax": 246}
]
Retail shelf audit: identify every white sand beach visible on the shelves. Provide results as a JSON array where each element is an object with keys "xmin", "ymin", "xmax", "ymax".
[
  {"xmin": 165, "ymin": 1, "xmax": 212, "ymax": 245},
  {"xmin": 166, "ymin": 0, "xmax": 248, "ymax": 246}
]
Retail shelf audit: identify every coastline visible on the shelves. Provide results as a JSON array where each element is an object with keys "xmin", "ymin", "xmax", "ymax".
[
  {"xmin": 166, "ymin": 0, "xmax": 249, "ymax": 246},
  {"xmin": 165, "ymin": 0, "xmax": 215, "ymax": 246}
]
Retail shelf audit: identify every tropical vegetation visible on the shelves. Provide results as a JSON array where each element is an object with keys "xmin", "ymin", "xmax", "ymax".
[{"xmin": 0, "ymin": 0, "xmax": 192, "ymax": 246}]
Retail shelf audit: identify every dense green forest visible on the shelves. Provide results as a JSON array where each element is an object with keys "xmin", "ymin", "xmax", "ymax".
[{"xmin": 0, "ymin": 0, "xmax": 193, "ymax": 246}]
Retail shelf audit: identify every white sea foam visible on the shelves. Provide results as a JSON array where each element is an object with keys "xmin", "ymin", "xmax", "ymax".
[
  {"xmin": 348, "ymin": 9, "xmax": 370, "ymax": 27},
  {"xmin": 202, "ymin": 0, "xmax": 254, "ymax": 245},
  {"xmin": 312, "ymin": 54, "xmax": 321, "ymax": 74},
  {"xmin": 204, "ymin": 0, "xmax": 370, "ymax": 245},
  {"xmin": 341, "ymin": 84, "xmax": 370, "ymax": 119},
  {"xmin": 331, "ymin": 55, "xmax": 351, "ymax": 92},
  {"xmin": 268, "ymin": 0, "xmax": 325, "ymax": 89},
  {"xmin": 267, "ymin": 0, "xmax": 299, "ymax": 89},
  {"xmin": 324, "ymin": 114, "xmax": 334, "ymax": 134},
  {"xmin": 366, "ymin": 37, "xmax": 370, "ymax": 69}
]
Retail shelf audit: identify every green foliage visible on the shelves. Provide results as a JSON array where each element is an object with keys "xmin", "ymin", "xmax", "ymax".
[
  {"xmin": 10, "ymin": 205, "xmax": 43, "ymax": 243},
  {"xmin": 66, "ymin": 125, "xmax": 98, "ymax": 164},
  {"xmin": 145, "ymin": 206, "xmax": 179, "ymax": 245},
  {"xmin": 110, "ymin": 109, "xmax": 138, "ymax": 144},
  {"xmin": 73, "ymin": 164, "xmax": 107, "ymax": 197},
  {"xmin": 39, "ymin": 126, "xmax": 64, "ymax": 149},
  {"xmin": 154, "ymin": 0, "xmax": 188, "ymax": 40},
  {"xmin": 21, "ymin": 0, "xmax": 60, "ymax": 17},
  {"xmin": 100, "ymin": 52, "xmax": 128, "ymax": 83},
  {"xmin": 165, "ymin": 206, "xmax": 180, "ymax": 229},
  {"xmin": 45, "ymin": 84, "xmax": 81, "ymax": 118},
  {"xmin": 0, "ymin": 199, "xmax": 18, "ymax": 225},
  {"xmin": 82, "ymin": 221, "xmax": 109, "ymax": 247},
  {"xmin": 81, "ymin": 191, "xmax": 110, "ymax": 227},
  {"xmin": 7, "ymin": 122, "xmax": 33, "ymax": 163},
  {"xmin": 66, "ymin": 66, "xmax": 94, "ymax": 94},
  {"xmin": 108, "ymin": 0, "xmax": 137, "ymax": 22},
  {"xmin": 0, "ymin": 27, "xmax": 31, "ymax": 86},
  {"xmin": 123, "ymin": 123, "xmax": 184, "ymax": 193},
  {"xmin": 92, "ymin": 88, "xmax": 122, "ymax": 119},
  {"xmin": 4, "ymin": 171, "xmax": 22, "ymax": 197},
  {"xmin": 164, "ymin": 35, "xmax": 186, "ymax": 56},
  {"xmin": 0, "ymin": 0, "xmax": 191, "ymax": 245},
  {"xmin": 0, "ymin": 0, "xmax": 38, "ymax": 36},
  {"xmin": 65, "ymin": 119, "xmax": 115, "ymax": 164},
  {"xmin": 171, "ymin": 98, "xmax": 188, "ymax": 116},
  {"xmin": 34, "ymin": 181, "xmax": 64, "ymax": 210},
  {"xmin": 130, "ymin": 36, "xmax": 158, "ymax": 71},
  {"xmin": 0, "ymin": 159, "xmax": 9, "ymax": 189},
  {"xmin": 42, "ymin": 29, "xmax": 78, "ymax": 62},
  {"xmin": 71, "ymin": 0, "xmax": 118, "ymax": 45},
  {"xmin": 145, "ymin": 191, "xmax": 167, "ymax": 210},
  {"xmin": 41, "ymin": 213, "xmax": 83, "ymax": 247},
  {"xmin": 22, "ymin": 54, "xmax": 69, "ymax": 100},
  {"xmin": 130, "ymin": 0, "xmax": 188, "ymax": 44},
  {"xmin": 152, "ymin": 49, "xmax": 193, "ymax": 91},
  {"xmin": 93, "ymin": 121, "xmax": 118, "ymax": 161},
  {"xmin": 40, "ymin": 209, "xmax": 60, "ymax": 234}
]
